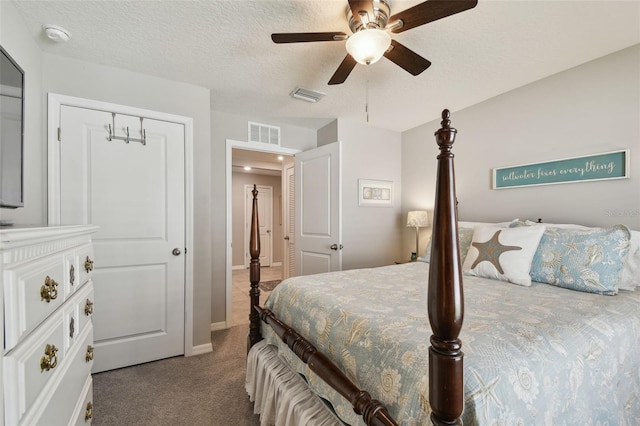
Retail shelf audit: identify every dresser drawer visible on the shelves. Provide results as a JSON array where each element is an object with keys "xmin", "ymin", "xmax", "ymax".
[
  {"xmin": 11, "ymin": 324, "xmax": 94, "ymax": 425},
  {"xmin": 66, "ymin": 243, "xmax": 95, "ymax": 298},
  {"xmin": 65, "ymin": 282, "xmax": 94, "ymax": 353},
  {"xmin": 4, "ymin": 254, "xmax": 66, "ymax": 351},
  {"xmin": 1, "ymin": 225, "xmax": 99, "ymax": 426},
  {"xmin": 71, "ymin": 376, "xmax": 94, "ymax": 425},
  {"xmin": 75, "ymin": 243, "xmax": 95, "ymax": 290},
  {"xmin": 3, "ymin": 310, "xmax": 66, "ymax": 424}
]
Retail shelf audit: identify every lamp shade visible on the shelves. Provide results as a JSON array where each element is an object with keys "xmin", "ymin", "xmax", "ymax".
[
  {"xmin": 406, "ymin": 210, "xmax": 429, "ymax": 228},
  {"xmin": 345, "ymin": 29, "xmax": 391, "ymax": 65}
]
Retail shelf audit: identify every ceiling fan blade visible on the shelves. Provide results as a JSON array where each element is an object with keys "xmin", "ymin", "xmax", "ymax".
[
  {"xmin": 348, "ymin": 0, "xmax": 375, "ymax": 27},
  {"xmin": 389, "ymin": 0, "xmax": 478, "ymax": 33},
  {"xmin": 271, "ymin": 32, "xmax": 347, "ymax": 43},
  {"xmin": 384, "ymin": 40, "xmax": 431, "ymax": 76},
  {"xmin": 328, "ymin": 55, "xmax": 358, "ymax": 85}
]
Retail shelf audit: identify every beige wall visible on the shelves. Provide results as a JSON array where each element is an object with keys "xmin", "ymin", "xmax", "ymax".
[
  {"xmin": 231, "ymin": 172, "xmax": 283, "ymax": 267},
  {"xmin": 317, "ymin": 120, "xmax": 338, "ymax": 146},
  {"xmin": 402, "ymin": 44, "xmax": 640, "ymax": 257},
  {"xmin": 336, "ymin": 119, "xmax": 404, "ymax": 269}
]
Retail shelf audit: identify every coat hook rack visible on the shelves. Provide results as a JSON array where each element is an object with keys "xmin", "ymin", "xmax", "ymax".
[{"xmin": 107, "ymin": 113, "xmax": 146, "ymax": 145}]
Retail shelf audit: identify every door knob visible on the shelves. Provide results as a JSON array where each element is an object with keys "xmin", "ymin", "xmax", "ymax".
[
  {"xmin": 330, "ymin": 244, "xmax": 343, "ymax": 251},
  {"xmin": 284, "ymin": 236, "xmax": 290, "ymax": 240},
  {"xmin": 172, "ymin": 248, "xmax": 181, "ymax": 256}
]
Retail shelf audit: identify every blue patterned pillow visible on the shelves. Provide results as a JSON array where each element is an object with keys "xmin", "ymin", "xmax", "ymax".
[
  {"xmin": 420, "ymin": 227, "xmax": 475, "ymax": 264},
  {"xmin": 529, "ymin": 225, "xmax": 631, "ymax": 295}
]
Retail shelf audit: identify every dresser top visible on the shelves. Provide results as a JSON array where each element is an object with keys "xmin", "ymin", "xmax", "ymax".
[{"xmin": 0, "ymin": 225, "xmax": 99, "ymax": 249}]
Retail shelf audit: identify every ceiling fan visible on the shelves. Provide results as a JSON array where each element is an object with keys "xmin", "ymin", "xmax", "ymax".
[{"xmin": 272, "ymin": 0, "xmax": 478, "ymax": 85}]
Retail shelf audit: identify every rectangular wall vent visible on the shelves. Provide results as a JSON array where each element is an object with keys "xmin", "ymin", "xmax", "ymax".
[
  {"xmin": 248, "ymin": 121, "xmax": 280, "ymax": 146},
  {"xmin": 289, "ymin": 86, "xmax": 326, "ymax": 103}
]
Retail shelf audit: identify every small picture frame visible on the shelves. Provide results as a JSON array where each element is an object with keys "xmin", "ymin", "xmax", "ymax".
[{"xmin": 358, "ymin": 179, "xmax": 393, "ymax": 207}]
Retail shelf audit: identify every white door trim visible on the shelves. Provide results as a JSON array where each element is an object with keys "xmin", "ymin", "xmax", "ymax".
[
  {"xmin": 47, "ymin": 93, "xmax": 198, "ymax": 356},
  {"xmin": 225, "ymin": 139, "xmax": 300, "ymax": 328}
]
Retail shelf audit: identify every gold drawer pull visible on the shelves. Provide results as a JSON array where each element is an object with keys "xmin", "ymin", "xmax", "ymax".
[
  {"xmin": 70, "ymin": 264, "xmax": 75, "ymax": 286},
  {"xmin": 40, "ymin": 276, "xmax": 59, "ymax": 302},
  {"xmin": 85, "ymin": 345, "xmax": 94, "ymax": 362},
  {"xmin": 84, "ymin": 256, "xmax": 94, "ymax": 273},
  {"xmin": 84, "ymin": 299, "xmax": 94, "ymax": 316},
  {"xmin": 40, "ymin": 344, "xmax": 58, "ymax": 372},
  {"xmin": 85, "ymin": 401, "xmax": 93, "ymax": 422}
]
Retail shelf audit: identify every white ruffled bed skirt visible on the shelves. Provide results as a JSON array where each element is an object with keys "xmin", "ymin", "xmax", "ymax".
[{"xmin": 245, "ymin": 340, "xmax": 344, "ymax": 426}]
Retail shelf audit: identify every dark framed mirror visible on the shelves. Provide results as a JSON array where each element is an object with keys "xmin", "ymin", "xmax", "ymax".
[{"xmin": 0, "ymin": 45, "xmax": 25, "ymax": 209}]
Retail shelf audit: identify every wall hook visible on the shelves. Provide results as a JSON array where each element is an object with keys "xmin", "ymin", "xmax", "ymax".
[{"xmin": 106, "ymin": 112, "xmax": 147, "ymax": 146}]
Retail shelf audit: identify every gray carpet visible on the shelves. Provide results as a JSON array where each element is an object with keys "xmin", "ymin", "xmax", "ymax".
[{"xmin": 93, "ymin": 326, "xmax": 260, "ymax": 426}]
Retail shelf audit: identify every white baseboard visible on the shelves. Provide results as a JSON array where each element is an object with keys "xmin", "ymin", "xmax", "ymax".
[
  {"xmin": 210, "ymin": 321, "xmax": 228, "ymax": 332},
  {"xmin": 190, "ymin": 342, "xmax": 213, "ymax": 356}
]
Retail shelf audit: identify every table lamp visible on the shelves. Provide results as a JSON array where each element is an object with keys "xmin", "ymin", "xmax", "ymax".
[{"xmin": 406, "ymin": 210, "xmax": 429, "ymax": 261}]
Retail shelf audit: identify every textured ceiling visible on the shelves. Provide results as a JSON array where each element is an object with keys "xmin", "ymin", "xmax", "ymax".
[{"xmin": 10, "ymin": 0, "xmax": 640, "ymax": 132}]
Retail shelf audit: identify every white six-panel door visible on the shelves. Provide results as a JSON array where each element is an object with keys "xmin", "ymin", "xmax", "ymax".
[{"xmin": 58, "ymin": 105, "xmax": 185, "ymax": 372}]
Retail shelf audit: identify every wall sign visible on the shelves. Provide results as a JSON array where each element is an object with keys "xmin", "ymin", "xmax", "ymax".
[{"xmin": 493, "ymin": 150, "xmax": 629, "ymax": 189}]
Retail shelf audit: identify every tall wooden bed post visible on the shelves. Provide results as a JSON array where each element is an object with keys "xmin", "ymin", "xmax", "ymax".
[
  {"xmin": 428, "ymin": 109, "xmax": 464, "ymax": 425},
  {"xmin": 247, "ymin": 184, "xmax": 263, "ymax": 351},
  {"xmin": 246, "ymin": 109, "xmax": 464, "ymax": 425}
]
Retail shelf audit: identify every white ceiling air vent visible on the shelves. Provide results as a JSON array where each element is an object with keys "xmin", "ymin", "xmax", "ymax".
[
  {"xmin": 289, "ymin": 86, "xmax": 326, "ymax": 103},
  {"xmin": 248, "ymin": 122, "xmax": 280, "ymax": 146}
]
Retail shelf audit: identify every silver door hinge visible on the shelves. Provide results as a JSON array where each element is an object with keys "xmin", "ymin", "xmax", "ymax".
[{"xmin": 57, "ymin": 127, "xmax": 61, "ymax": 142}]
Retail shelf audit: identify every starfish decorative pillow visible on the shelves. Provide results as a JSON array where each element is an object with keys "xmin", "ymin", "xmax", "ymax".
[{"xmin": 463, "ymin": 225, "xmax": 546, "ymax": 286}]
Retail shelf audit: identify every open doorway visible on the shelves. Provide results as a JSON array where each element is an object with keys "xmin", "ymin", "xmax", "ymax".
[
  {"xmin": 231, "ymin": 155, "xmax": 281, "ymax": 270},
  {"xmin": 226, "ymin": 142, "xmax": 297, "ymax": 327}
]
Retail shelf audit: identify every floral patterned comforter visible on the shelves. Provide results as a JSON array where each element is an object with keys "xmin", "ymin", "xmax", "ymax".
[{"xmin": 261, "ymin": 262, "xmax": 640, "ymax": 425}]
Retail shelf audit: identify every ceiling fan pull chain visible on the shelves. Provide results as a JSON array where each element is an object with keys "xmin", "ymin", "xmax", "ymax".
[
  {"xmin": 365, "ymin": 80, "xmax": 369, "ymax": 123},
  {"xmin": 365, "ymin": 68, "xmax": 370, "ymax": 123}
]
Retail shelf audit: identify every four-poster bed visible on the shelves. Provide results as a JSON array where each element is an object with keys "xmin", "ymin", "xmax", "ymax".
[{"xmin": 244, "ymin": 110, "xmax": 640, "ymax": 425}]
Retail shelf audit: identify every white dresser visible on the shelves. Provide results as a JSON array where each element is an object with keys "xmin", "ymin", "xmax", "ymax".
[{"xmin": 0, "ymin": 225, "xmax": 98, "ymax": 425}]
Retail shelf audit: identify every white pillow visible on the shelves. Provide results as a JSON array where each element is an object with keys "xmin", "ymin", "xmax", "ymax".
[
  {"xmin": 420, "ymin": 220, "xmax": 517, "ymax": 263},
  {"xmin": 620, "ymin": 229, "xmax": 640, "ymax": 290},
  {"xmin": 521, "ymin": 219, "xmax": 590, "ymax": 230},
  {"xmin": 463, "ymin": 225, "xmax": 546, "ymax": 286},
  {"xmin": 459, "ymin": 219, "xmax": 518, "ymax": 229}
]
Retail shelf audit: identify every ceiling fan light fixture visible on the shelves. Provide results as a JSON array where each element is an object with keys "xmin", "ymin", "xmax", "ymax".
[{"xmin": 345, "ymin": 29, "xmax": 391, "ymax": 65}]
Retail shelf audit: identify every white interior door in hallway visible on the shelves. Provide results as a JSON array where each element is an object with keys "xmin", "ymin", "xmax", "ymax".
[
  {"xmin": 244, "ymin": 184, "xmax": 272, "ymax": 268},
  {"xmin": 283, "ymin": 163, "xmax": 295, "ymax": 279},
  {"xmin": 54, "ymin": 104, "xmax": 186, "ymax": 372}
]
